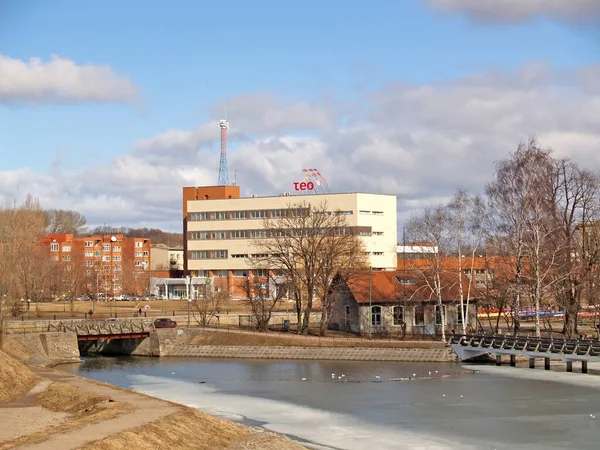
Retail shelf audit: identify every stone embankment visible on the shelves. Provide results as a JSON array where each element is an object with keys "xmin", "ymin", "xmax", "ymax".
[
  {"xmin": 156, "ymin": 329, "xmax": 459, "ymax": 362},
  {"xmin": 10, "ymin": 332, "xmax": 81, "ymax": 366}
]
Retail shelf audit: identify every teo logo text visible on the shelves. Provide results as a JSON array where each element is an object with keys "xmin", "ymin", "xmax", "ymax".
[{"xmin": 293, "ymin": 181, "xmax": 315, "ymax": 191}]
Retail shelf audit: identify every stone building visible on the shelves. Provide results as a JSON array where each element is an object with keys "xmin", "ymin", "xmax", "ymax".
[{"xmin": 328, "ymin": 270, "xmax": 479, "ymax": 337}]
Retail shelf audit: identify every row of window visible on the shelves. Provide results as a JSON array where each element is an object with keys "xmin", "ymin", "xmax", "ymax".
[
  {"xmin": 368, "ymin": 305, "xmax": 463, "ymax": 326},
  {"xmin": 359, "ymin": 210, "xmax": 384, "ymax": 215},
  {"xmin": 84, "ymin": 241, "xmax": 145, "ymax": 248},
  {"xmin": 188, "ymin": 208, "xmax": 354, "ymax": 222},
  {"xmin": 189, "ymin": 227, "xmax": 368, "ymax": 241},
  {"xmin": 190, "ymin": 250, "xmax": 387, "ymax": 260}
]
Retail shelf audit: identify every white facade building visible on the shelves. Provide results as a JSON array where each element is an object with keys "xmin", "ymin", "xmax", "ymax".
[{"xmin": 183, "ymin": 186, "xmax": 398, "ymax": 277}]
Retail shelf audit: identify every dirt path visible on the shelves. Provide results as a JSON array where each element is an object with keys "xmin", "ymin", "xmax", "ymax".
[{"xmin": 19, "ymin": 366, "xmax": 180, "ymax": 450}]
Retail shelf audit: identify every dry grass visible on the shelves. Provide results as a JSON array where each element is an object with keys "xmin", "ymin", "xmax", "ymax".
[
  {"xmin": 78, "ymin": 409, "xmax": 252, "ymax": 450},
  {"xmin": 1, "ymin": 338, "xmax": 35, "ymax": 362},
  {"xmin": 0, "ymin": 351, "xmax": 41, "ymax": 403},
  {"xmin": 0, "ymin": 402, "xmax": 133, "ymax": 450},
  {"xmin": 189, "ymin": 330, "xmax": 443, "ymax": 349},
  {"xmin": 36, "ymin": 382, "xmax": 110, "ymax": 413}
]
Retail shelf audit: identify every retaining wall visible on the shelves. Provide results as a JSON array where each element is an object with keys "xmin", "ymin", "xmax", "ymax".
[
  {"xmin": 164, "ymin": 345, "xmax": 457, "ymax": 362},
  {"xmin": 10, "ymin": 332, "xmax": 81, "ymax": 366}
]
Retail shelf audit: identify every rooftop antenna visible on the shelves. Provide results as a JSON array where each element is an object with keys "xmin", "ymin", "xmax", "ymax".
[
  {"xmin": 233, "ymin": 168, "xmax": 237, "ymax": 186},
  {"xmin": 217, "ymin": 104, "xmax": 230, "ymax": 185}
]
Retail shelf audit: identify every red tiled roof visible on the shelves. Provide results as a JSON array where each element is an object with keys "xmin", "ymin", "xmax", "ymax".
[{"xmin": 344, "ymin": 269, "xmax": 474, "ymax": 305}]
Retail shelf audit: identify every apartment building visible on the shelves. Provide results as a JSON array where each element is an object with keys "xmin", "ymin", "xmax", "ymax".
[
  {"xmin": 40, "ymin": 233, "xmax": 151, "ymax": 297},
  {"xmin": 183, "ymin": 185, "xmax": 397, "ymax": 294},
  {"xmin": 151, "ymin": 244, "xmax": 184, "ymax": 270}
]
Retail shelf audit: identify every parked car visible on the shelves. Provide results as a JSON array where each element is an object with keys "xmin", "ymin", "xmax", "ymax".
[{"xmin": 154, "ymin": 318, "xmax": 177, "ymax": 329}]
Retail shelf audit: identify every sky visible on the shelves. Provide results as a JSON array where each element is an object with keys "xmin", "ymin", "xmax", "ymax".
[{"xmin": 1, "ymin": 0, "xmax": 599, "ymax": 234}]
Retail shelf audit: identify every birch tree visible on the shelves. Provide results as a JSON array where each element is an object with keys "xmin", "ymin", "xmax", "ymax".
[
  {"xmin": 447, "ymin": 190, "xmax": 485, "ymax": 334},
  {"xmin": 486, "ymin": 138, "xmax": 547, "ymax": 334},
  {"xmin": 406, "ymin": 206, "xmax": 453, "ymax": 341}
]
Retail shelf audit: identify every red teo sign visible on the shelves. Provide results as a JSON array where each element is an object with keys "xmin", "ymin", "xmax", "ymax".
[{"xmin": 293, "ymin": 181, "xmax": 315, "ymax": 191}]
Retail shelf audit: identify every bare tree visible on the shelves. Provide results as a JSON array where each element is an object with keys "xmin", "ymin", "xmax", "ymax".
[
  {"xmin": 447, "ymin": 190, "xmax": 486, "ymax": 334},
  {"xmin": 406, "ymin": 206, "xmax": 453, "ymax": 341},
  {"xmin": 191, "ymin": 280, "xmax": 227, "ymax": 327},
  {"xmin": 486, "ymin": 138, "xmax": 550, "ymax": 334},
  {"xmin": 251, "ymin": 202, "xmax": 364, "ymax": 335},
  {"xmin": 550, "ymin": 159, "xmax": 600, "ymax": 337},
  {"xmin": 60, "ymin": 250, "xmax": 88, "ymax": 313},
  {"xmin": 45, "ymin": 209, "xmax": 87, "ymax": 235},
  {"xmin": 238, "ymin": 275, "xmax": 286, "ymax": 332}
]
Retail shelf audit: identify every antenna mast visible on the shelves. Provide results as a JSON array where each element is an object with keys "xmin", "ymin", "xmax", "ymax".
[{"xmin": 217, "ymin": 119, "xmax": 230, "ymax": 185}]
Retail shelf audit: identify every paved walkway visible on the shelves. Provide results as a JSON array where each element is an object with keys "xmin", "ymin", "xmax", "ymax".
[{"xmin": 18, "ymin": 366, "xmax": 180, "ymax": 450}]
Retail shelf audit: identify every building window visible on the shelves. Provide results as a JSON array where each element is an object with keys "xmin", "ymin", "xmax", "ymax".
[
  {"xmin": 135, "ymin": 251, "xmax": 143, "ymax": 257},
  {"xmin": 135, "ymin": 260, "xmax": 144, "ymax": 266},
  {"xmin": 231, "ymin": 230, "xmax": 247, "ymax": 239},
  {"xmin": 102, "ymin": 256, "xmax": 111, "ymax": 262},
  {"xmin": 345, "ymin": 305, "xmax": 350, "ymax": 315},
  {"xmin": 213, "ymin": 270, "xmax": 227, "ymax": 277},
  {"xmin": 231, "ymin": 211, "xmax": 247, "ymax": 220},
  {"xmin": 190, "ymin": 231, "xmax": 208, "ymax": 240},
  {"xmin": 372, "ymin": 211, "xmax": 383, "ymax": 216},
  {"xmin": 103, "ymin": 284, "xmax": 111, "ymax": 291},
  {"xmin": 231, "ymin": 254, "xmax": 248, "ymax": 258},
  {"xmin": 113, "ymin": 284, "xmax": 121, "ymax": 291},
  {"xmin": 253, "ymin": 269, "xmax": 269, "ymax": 277},
  {"xmin": 62, "ymin": 255, "xmax": 71, "ymax": 262},
  {"xmin": 211, "ymin": 250, "xmax": 228, "ymax": 259},
  {"xmin": 95, "ymin": 251, "xmax": 101, "ymax": 257},
  {"xmin": 373, "ymin": 231, "xmax": 384, "ymax": 236},
  {"xmin": 251, "ymin": 230, "xmax": 267, "ymax": 238},
  {"xmin": 114, "ymin": 265, "xmax": 121, "ymax": 271},
  {"xmin": 113, "ymin": 256, "xmax": 121, "ymax": 262},
  {"xmin": 414, "ymin": 305, "xmax": 425, "ymax": 325},
  {"xmin": 233, "ymin": 270, "xmax": 248, "ymax": 277},
  {"xmin": 359, "ymin": 210, "xmax": 371, "ymax": 215},
  {"xmin": 50, "ymin": 243, "xmax": 59, "ymax": 252},
  {"xmin": 85, "ymin": 260, "xmax": 94, "ymax": 267},
  {"xmin": 84, "ymin": 241, "xmax": 94, "ymax": 247},
  {"xmin": 373, "ymin": 252, "xmax": 384, "ymax": 256},
  {"xmin": 62, "ymin": 245, "xmax": 71, "ymax": 252},
  {"xmin": 212, "ymin": 211, "xmax": 228, "ymax": 220},
  {"xmin": 103, "ymin": 244, "xmax": 111, "ymax": 252},
  {"xmin": 335, "ymin": 210, "xmax": 353, "ymax": 215},
  {"xmin": 113, "ymin": 246, "xmax": 121, "ymax": 252},
  {"xmin": 251, "ymin": 210, "xmax": 268, "ymax": 219},
  {"xmin": 135, "ymin": 242, "xmax": 143, "ymax": 248},
  {"xmin": 190, "ymin": 251, "xmax": 209, "ymax": 259},
  {"xmin": 435, "ymin": 305, "xmax": 446, "ymax": 325},
  {"xmin": 189, "ymin": 212, "xmax": 209, "ymax": 221},
  {"xmin": 371, "ymin": 306, "xmax": 382, "ymax": 326},
  {"xmin": 395, "ymin": 276, "xmax": 415, "ymax": 285},
  {"xmin": 211, "ymin": 231, "xmax": 228, "ymax": 239},
  {"xmin": 143, "ymin": 251, "xmax": 149, "ymax": 256},
  {"xmin": 393, "ymin": 306, "xmax": 404, "ymax": 325},
  {"xmin": 51, "ymin": 255, "xmax": 59, "ymax": 261},
  {"xmin": 271, "ymin": 209, "xmax": 286, "ymax": 218},
  {"xmin": 84, "ymin": 251, "xmax": 93, "ymax": 257}
]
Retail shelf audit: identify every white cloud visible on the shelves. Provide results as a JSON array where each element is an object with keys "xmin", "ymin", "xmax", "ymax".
[
  {"xmin": 0, "ymin": 54, "xmax": 139, "ymax": 104},
  {"xmin": 1, "ymin": 63, "xmax": 599, "ymax": 233},
  {"xmin": 425, "ymin": 0, "xmax": 600, "ymax": 24}
]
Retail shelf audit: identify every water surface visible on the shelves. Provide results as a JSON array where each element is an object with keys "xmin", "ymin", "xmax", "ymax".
[{"xmin": 60, "ymin": 357, "xmax": 600, "ymax": 450}]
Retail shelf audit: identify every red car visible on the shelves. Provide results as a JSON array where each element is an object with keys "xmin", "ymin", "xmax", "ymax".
[{"xmin": 154, "ymin": 318, "xmax": 177, "ymax": 328}]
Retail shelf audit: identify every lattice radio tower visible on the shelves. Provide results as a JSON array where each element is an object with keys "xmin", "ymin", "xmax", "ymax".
[{"xmin": 217, "ymin": 119, "xmax": 230, "ymax": 185}]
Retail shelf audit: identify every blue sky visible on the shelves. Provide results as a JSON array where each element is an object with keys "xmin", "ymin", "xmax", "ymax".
[{"xmin": 0, "ymin": 0, "xmax": 599, "ymax": 229}]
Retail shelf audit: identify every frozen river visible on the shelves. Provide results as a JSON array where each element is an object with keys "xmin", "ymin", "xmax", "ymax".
[{"xmin": 60, "ymin": 356, "xmax": 600, "ymax": 449}]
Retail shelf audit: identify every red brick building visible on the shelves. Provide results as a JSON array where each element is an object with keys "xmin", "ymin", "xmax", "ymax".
[{"xmin": 40, "ymin": 233, "xmax": 152, "ymax": 298}]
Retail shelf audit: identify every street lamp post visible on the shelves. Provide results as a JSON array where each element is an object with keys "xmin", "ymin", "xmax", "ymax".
[{"xmin": 369, "ymin": 266, "xmax": 373, "ymax": 340}]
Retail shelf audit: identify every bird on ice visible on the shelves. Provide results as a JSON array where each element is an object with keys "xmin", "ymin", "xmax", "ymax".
[
  {"xmin": 301, "ymin": 378, "xmax": 307, "ymax": 381},
  {"xmin": 591, "ymin": 414, "xmax": 596, "ymax": 419},
  {"xmin": 412, "ymin": 373, "xmax": 416, "ymax": 377},
  {"xmin": 375, "ymin": 376, "xmax": 381, "ymax": 379},
  {"xmin": 442, "ymin": 394, "xmax": 446, "ymax": 397}
]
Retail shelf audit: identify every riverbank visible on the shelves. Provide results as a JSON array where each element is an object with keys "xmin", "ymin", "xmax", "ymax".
[{"xmin": 0, "ymin": 339, "xmax": 306, "ymax": 450}]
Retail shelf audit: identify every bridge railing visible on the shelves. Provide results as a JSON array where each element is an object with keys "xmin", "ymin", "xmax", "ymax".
[{"xmin": 451, "ymin": 333, "xmax": 600, "ymax": 357}]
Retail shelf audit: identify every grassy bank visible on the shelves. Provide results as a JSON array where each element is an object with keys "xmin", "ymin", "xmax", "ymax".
[
  {"xmin": 190, "ymin": 328, "xmax": 445, "ymax": 349},
  {"xmin": 0, "ymin": 340, "xmax": 307, "ymax": 450}
]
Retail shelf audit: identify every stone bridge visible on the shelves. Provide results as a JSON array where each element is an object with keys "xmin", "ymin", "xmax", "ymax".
[{"xmin": 49, "ymin": 319, "xmax": 155, "ymax": 341}]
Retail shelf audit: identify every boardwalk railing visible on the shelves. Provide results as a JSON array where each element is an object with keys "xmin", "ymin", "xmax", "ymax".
[{"xmin": 450, "ymin": 333, "xmax": 600, "ymax": 373}]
